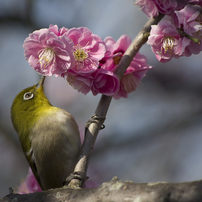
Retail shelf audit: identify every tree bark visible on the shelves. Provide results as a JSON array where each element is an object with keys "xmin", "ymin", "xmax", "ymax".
[{"xmin": 2, "ymin": 177, "xmax": 202, "ymax": 202}]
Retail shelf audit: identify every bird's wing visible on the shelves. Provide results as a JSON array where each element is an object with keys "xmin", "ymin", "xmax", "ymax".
[
  {"xmin": 25, "ymin": 147, "xmax": 43, "ymax": 189},
  {"xmin": 18, "ymin": 131, "xmax": 43, "ymax": 190}
]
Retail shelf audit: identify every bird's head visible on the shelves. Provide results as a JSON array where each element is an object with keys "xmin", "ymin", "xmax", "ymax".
[{"xmin": 11, "ymin": 76, "xmax": 51, "ymax": 135}]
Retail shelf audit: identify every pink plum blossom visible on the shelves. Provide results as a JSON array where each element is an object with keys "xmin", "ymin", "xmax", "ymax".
[
  {"xmin": 48, "ymin": 24, "xmax": 69, "ymax": 36},
  {"xmin": 64, "ymin": 70, "xmax": 93, "ymax": 95},
  {"xmin": 91, "ymin": 69, "xmax": 120, "ymax": 96},
  {"xmin": 113, "ymin": 69, "xmax": 148, "ymax": 99},
  {"xmin": 62, "ymin": 27, "xmax": 121, "ymax": 97},
  {"xmin": 100, "ymin": 35, "xmax": 132, "ymax": 71},
  {"xmin": 101, "ymin": 35, "xmax": 152, "ymax": 98},
  {"xmin": 147, "ymin": 20, "xmax": 180, "ymax": 62},
  {"xmin": 135, "ymin": 0, "xmax": 159, "ymax": 18},
  {"xmin": 175, "ymin": 4, "xmax": 202, "ymax": 36},
  {"xmin": 64, "ymin": 68, "xmax": 120, "ymax": 97},
  {"xmin": 113, "ymin": 52, "xmax": 152, "ymax": 99},
  {"xmin": 135, "ymin": 0, "xmax": 188, "ymax": 18},
  {"xmin": 154, "ymin": 0, "xmax": 188, "ymax": 15},
  {"xmin": 17, "ymin": 168, "xmax": 42, "ymax": 194},
  {"xmin": 66, "ymin": 27, "xmax": 106, "ymax": 74},
  {"xmin": 23, "ymin": 28, "xmax": 75, "ymax": 76},
  {"xmin": 147, "ymin": 5, "xmax": 202, "ymax": 60},
  {"xmin": 174, "ymin": 4, "xmax": 202, "ymax": 56}
]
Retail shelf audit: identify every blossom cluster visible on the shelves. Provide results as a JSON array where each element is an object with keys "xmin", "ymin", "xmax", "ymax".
[
  {"xmin": 23, "ymin": 25, "xmax": 152, "ymax": 99},
  {"xmin": 135, "ymin": 1, "xmax": 202, "ymax": 62},
  {"xmin": 135, "ymin": 0, "xmax": 189, "ymax": 18}
]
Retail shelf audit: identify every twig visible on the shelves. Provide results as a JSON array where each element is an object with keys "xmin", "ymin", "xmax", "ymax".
[{"xmin": 71, "ymin": 13, "xmax": 165, "ymax": 187}]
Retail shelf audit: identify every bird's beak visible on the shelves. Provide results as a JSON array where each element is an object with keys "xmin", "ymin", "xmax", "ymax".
[{"xmin": 36, "ymin": 76, "xmax": 46, "ymax": 89}]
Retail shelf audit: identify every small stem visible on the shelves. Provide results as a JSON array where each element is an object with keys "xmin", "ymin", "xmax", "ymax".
[
  {"xmin": 177, "ymin": 28, "xmax": 201, "ymax": 45},
  {"xmin": 70, "ymin": 13, "xmax": 164, "ymax": 188}
]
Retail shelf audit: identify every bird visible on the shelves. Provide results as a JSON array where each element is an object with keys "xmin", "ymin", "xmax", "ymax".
[{"xmin": 11, "ymin": 76, "xmax": 81, "ymax": 190}]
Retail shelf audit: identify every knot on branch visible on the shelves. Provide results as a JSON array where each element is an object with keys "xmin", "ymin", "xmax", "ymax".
[
  {"xmin": 85, "ymin": 114, "xmax": 106, "ymax": 134},
  {"xmin": 64, "ymin": 171, "xmax": 87, "ymax": 188}
]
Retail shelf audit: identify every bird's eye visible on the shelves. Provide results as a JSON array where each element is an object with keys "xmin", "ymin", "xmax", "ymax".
[{"xmin": 23, "ymin": 92, "xmax": 34, "ymax": 100}]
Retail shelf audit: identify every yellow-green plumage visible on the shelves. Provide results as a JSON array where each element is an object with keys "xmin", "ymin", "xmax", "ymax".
[{"xmin": 11, "ymin": 76, "xmax": 81, "ymax": 190}]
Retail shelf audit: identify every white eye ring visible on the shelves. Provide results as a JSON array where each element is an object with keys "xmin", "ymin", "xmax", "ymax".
[{"xmin": 23, "ymin": 92, "xmax": 34, "ymax": 100}]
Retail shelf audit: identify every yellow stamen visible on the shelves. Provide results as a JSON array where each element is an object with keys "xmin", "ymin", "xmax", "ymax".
[
  {"xmin": 38, "ymin": 47, "xmax": 55, "ymax": 68},
  {"xmin": 113, "ymin": 55, "xmax": 122, "ymax": 65},
  {"xmin": 73, "ymin": 44, "xmax": 88, "ymax": 62},
  {"xmin": 162, "ymin": 36, "xmax": 175, "ymax": 53}
]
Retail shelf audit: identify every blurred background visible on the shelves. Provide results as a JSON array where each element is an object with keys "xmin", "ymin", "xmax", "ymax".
[{"xmin": 1, "ymin": 0, "xmax": 202, "ymax": 197}]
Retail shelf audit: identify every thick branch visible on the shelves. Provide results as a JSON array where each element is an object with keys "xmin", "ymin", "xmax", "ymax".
[
  {"xmin": 71, "ymin": 14, "xmax": 165, "ymax": 187},
  {"xmin": 2, "ymin": 178, "xmax": 202, "ymax": 202}
]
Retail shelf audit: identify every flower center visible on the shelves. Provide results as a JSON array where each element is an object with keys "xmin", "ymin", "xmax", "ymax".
[
  {"xmin": 162, "ymin": 36, "xmax": 175, "ymax": 53},
  {"xmin": 113, "ymin": 55, "xmax": 122, "ymax": 65},
  {"xmin": 73, "ymin": 44, "xmax": 88, "ymax": 62},
  {"xmin": 38, "ymin": 47, "xmax": 55, "ymax": 68}
]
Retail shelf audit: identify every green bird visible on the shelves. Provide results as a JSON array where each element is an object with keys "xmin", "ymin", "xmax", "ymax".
[{"xmin": 11, "ymin": 76, "xmax": 81, "ymax": 190}]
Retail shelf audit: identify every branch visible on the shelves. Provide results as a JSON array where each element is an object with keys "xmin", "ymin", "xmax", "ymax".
[
  {"xmin": 71, "ymin": 13, "xmax": 165, "ymax": 187},
  {"xmin": 2, "ymin": 178, "xmax": 202, "ymax": 202}
]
